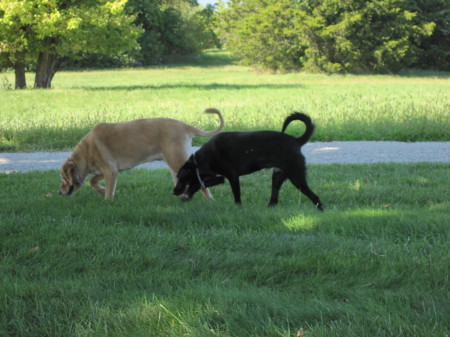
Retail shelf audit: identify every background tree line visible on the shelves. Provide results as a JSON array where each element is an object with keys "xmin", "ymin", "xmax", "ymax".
[
  {"xmin": 70, "ymin": 0, "xmax": 220, "ymax": 68},
  {"xmin": 215, "ymin": 0, "xmax": 449, "ymax": 73},
  {"xmin": 0, "ymin": 0, "xmax": 219, "ymax": 89},
  {"xmin": 1, "ymin": 0, "xmax": 448, "ymax": 90}
]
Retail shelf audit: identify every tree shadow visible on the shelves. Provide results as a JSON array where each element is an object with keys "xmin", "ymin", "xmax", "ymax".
[
  {"xmin": 177, "ymin": 50, "xmax": 240, "ymax": 67},
  {"xmin": 397, "ymin": 69, "xmax": 450, "ymax": 78},
  {"xmin": 79, "ymin": 83, "xmax": 305, "ymax": 91}
]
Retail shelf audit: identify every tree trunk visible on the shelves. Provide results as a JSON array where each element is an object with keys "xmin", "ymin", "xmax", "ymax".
[
  {"xmin": 34, "ymin": 51, "xmax": 58, "ymax": 89},
  {"xmin": 14, "ymin": 51, "xmax": 27, "ymax": 89}
]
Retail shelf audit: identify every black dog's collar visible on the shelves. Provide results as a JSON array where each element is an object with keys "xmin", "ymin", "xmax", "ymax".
[{"xmin": 193, "ymin": 152, "xmax": 206, "ymax": 190}]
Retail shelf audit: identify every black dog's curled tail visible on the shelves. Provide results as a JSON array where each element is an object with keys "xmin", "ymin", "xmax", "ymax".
[{"xmin": 281, "ymin": 112, "xmax": 315, "ymax": 146}]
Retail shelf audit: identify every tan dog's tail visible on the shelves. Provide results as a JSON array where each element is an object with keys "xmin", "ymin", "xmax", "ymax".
[{"xmin": 191, "ymin": 108, "xmax": 225, "ymax": 137}]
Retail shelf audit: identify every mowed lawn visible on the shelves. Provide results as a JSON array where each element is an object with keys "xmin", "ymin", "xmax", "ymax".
[
  {"xmin": 0, "ymin": 50, "xmax": 449, "ymax": 151},
  {"xmin": 0, "ymin": 51, "xmax": 449, "ymax": 336}
]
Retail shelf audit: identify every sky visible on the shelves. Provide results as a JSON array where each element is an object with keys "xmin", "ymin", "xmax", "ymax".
[{"xmin": 198, "ymin": 0, "xmax": 218, "ymax": 5}]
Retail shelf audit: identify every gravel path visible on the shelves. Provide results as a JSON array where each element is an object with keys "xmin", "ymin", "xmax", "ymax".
[{"xmin": 1, "ymin": 141, "xmax": 449, "ymax": 173}]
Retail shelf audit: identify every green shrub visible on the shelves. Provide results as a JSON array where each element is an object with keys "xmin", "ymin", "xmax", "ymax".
[{"xmin": 216, "ymin": 0, "xmax": 447, "ymax": 73}]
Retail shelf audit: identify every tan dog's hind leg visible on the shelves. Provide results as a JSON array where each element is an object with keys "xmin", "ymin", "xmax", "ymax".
[{"xmin": 90, "ymin": 174, "xmax": 105, "ymax": 196}]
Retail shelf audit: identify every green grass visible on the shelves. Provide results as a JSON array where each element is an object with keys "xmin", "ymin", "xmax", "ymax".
[
  {"xmin": 1, "ymin": 163, "xmax": 449, "ymax": 337},
  {"xmin": 1, "ymin": 50, "xmax": 449, "ymax": 151},
  {"xmin": 1, "ymin": 51, "xmax": 449, "ymax": 336}
]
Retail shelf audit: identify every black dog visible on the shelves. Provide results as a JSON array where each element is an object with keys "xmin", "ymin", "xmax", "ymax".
[{"xmin": 173, "ymin": 112, "xmax": 323, "ymax": 210}]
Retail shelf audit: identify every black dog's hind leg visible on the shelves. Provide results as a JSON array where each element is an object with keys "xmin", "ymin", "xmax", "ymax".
[
  {"xmin": 227, "ymin": 175, "xmax": 242, "ymax": 204},
  {"xmin": 299, "ymin": 182, "xmax": 324, "ymax": 211},
  {"xmin": 268, "ymin": 169, "xmax": 287, "ymax": 207},
  {"xmin": 286, "ymin": 167, "xmax": 324, "ymax": 211}
]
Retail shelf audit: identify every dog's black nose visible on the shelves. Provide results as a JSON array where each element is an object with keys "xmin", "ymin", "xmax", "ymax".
[{"xmin": 181, "ymin": 195, "xmax": 190, "ymax": 202}]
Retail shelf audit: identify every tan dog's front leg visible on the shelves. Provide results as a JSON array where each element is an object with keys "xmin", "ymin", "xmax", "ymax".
[
  {"xmin": 90, "ymin": 174, "xmax": 105, "ymax": 196},
  {"xmin": 103, "ymin": 169, "xmax": 118, "ymax": 200},
  {"xmin": 200, "ymin": 188, "xmax": 214, "ymax": 199}
]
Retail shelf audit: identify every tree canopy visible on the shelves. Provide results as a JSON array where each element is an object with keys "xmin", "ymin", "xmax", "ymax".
[
  {"xmin": 216, "ymin": 0, "xmax": 449, "ymax": 73},
  {"xmin": 0, "ymin": 0, "xmax": 220, "ymax": 88},
  {"xmin": 0, "ymin": 0, "xmax": 142, "ymax": 88},
  {"xmin": 125, "ymin": 0, "xmax": 219, "ymax": 66},
  {"xmin": 1, "ymin": 0, "xmax": 447, "ymax": 89}
]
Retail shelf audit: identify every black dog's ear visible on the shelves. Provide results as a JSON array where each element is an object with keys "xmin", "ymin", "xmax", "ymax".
[
  {"xmin": 178, "ymin": 157, "xmax": 195, "ymax": 174},
  {"xmin": 185, "ymin": 160, "xmax": 196, "ymax": 171},
  {"xmin": 203, "ymin": 175, "xmax": 225, "ymax": 188}
]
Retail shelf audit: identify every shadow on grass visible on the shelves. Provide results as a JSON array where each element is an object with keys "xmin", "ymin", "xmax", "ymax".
[
  {"xmin": 76, "ymin": 83, "xmax": 305, "ymax": 91},
  {"xmin": 0, "ymin": 125, "xmax": 93, "ymax": 152},
  {"xmin": 397, "ymin": 69, "xmax": 450, "ymax": 78},
  {"xmin": 171, "ymin": 49, "xmax": 240, "ymax": 67}
]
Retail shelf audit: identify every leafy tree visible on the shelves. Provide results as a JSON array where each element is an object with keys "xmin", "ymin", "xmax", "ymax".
[
  {"xmin": 55, "ymin": 0, "xmax": 218, "ymax": 68},
  {"xmin": 294, "ymin": 0, "xmax": 435, "ymax": 73},
  {"xmin": 0, "ymin": 0, "xmax": 41, "ymax": 88},
  {"xmin": 126, "ymin": 0, "xmax": 164, "ymax": 65},
  {"xmin": 160, "ymin": 7, "xmax": 195, "ymax": 56},
  {"xmin": 414, "ymin": 0, "xmax": 450, "ymax": 70},
  {"xmin": 216, "ymin": 0, "xmax": 442, "ymax": 73},
  {"xmin": 126, "ymin": 0, "xmax": 218, "ymax": 65},
  {"xmin": 186, "ymin": 4, "xmax": 221, "ymax": 51},
  {"xmin": 0, "ymin": 0, "xmax": 142, "ymax": 88},
  {"xmin": 217, "ymin": 0, "xmax": 304, "ymax": 71}
]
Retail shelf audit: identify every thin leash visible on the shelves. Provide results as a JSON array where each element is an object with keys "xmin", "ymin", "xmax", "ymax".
[{"xmin": 193, "ymin": 152, "xmax": 206, "ymax": 190}]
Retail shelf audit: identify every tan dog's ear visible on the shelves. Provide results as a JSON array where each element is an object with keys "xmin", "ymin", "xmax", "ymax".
[
  {"xmin": 61, "ymin": 160, "xmax": 75, "ymax": 185},
  {"xmin": 60, "ymin": 159, "xmax": 83, "ymax": 196}
]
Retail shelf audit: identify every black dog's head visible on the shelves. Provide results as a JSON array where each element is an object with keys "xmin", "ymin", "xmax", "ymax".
[
  {"xmin": 173, "ymin": 158, "xmax": 199, "ymax": 200},
  {"xmin": 174, "ymin": 156, "xmax": 224, "ymax": 201}
]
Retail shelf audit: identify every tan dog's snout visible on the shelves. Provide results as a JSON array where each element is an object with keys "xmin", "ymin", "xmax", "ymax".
[{"xmin": 59, "ymin": 160, "xmax": 81, "ymax": 196}]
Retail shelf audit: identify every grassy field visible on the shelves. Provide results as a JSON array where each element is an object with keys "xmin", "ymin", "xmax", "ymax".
[
  {"xmin": 1, "ymin": 51, "xmax": 449, "ymax": 336},
  {"xmin": 1, "ymin": 163, "xmax": 449, "ymax": 337},
  {"xmin": 1, "ymin": 50, "xmax": 449, "ymax": 152}
]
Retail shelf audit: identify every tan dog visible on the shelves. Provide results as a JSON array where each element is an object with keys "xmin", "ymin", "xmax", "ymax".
[{"xmin": 59, "ymin": 108, "xmax": 224, "ymax": 199}]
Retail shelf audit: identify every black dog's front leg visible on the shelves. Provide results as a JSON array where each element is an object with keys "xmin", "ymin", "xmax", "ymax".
[{"xmin": 227, "ymin": 175, "xmax": 242, "ymax": 204}]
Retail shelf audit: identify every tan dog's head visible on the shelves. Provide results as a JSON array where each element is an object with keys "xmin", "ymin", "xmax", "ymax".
[{"xmin": 59, "ymin": 159, "xmax": 83, "ymax": 196}]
